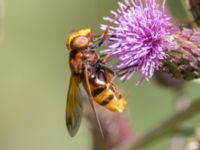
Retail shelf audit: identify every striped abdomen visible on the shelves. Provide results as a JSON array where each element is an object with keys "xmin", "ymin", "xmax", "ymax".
[{"xmin": 92, "ymin": 83, "xmax": 127, "ymax": 112}]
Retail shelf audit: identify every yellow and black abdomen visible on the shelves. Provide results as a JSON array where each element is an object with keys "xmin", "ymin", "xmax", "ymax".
[{"xmin": 92, "ymin": 84, "xmax": 127, "ymax": 112}]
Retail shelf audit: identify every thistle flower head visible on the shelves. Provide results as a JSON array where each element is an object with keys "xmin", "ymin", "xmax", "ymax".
[{"xmin": 101, "ymin": 0, "xmax": 174, "ymax": 83}]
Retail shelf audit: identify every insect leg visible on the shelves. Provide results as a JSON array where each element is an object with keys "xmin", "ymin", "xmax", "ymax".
[
  {"xmin": 92, "ymin": 34, "xmax": 103, "ymax": 42},
  {"xmin": 100, "ymin": 53, "xmax": 112, "ymax": 64}
]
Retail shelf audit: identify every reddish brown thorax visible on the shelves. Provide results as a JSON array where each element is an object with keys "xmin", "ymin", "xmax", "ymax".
[{"xmin": 67, "ymin": 29, "xmax": 98, "ymax": 75}]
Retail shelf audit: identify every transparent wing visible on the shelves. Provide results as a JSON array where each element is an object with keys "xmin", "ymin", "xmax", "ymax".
[{"xmin": 66, "ymin": 75, "xmax": 83, "ymax": 137}]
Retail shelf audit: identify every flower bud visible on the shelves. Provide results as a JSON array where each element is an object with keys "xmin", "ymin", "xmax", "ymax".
[{"xmin": 161, "ymin": 28, "xmax": 200, "ymax": 80}]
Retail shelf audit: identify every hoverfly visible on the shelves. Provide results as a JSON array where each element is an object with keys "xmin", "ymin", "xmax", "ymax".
[{"xmin": 65, "ymin": 28, "xmax": 127, "ymax": 137}]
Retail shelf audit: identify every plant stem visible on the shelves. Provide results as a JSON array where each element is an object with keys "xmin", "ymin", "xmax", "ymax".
[
  {"xmin": 170, "ymin": 88, "xmax": 188, "ymax": 150},
  {"xmin": 130, "ymin": 98, "xmax": 200, "ymax": 150},
  {"xmin": 180, "ymin": 0, "xmax": 198, "ymax": 27}
]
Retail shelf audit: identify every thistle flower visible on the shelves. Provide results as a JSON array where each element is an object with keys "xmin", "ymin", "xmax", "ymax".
[
  {"xmin": 101, "ymin": 0, "xmax": 175, "ymax": 83},
  {"xmin": 161, "ymin": 27, "xmax": 200, "ymax": 80}
]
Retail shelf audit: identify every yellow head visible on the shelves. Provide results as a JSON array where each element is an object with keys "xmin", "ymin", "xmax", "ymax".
[{"xmin": 66, "ymin": 28, "xmax": 92, "ymax": 51}]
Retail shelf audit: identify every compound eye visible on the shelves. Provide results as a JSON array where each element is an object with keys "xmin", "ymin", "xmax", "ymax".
[{"xmin": 71, "ymin": 36, "xmax": 89, "ymax": 49}]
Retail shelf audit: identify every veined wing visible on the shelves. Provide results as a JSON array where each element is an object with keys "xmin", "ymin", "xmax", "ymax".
[{"xmin": 66, "ymin": 75, "xmax": 83, "ymax": 137}]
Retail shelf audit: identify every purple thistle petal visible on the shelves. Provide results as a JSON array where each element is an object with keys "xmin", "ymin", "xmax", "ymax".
[{"xmin": 101, "ymin": 0, "xmax": 175, "ymax": 83}]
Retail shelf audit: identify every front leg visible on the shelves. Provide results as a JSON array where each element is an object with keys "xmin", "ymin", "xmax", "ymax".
[
  {"xmin": 99, "ymin": 53, "xmax": 112, "ymax": 64},
  {"xmin": 92, "ymin": 34, "xmax": 103, "ymax": 43},
  {"xmin": 92, "ymin": 34, "xmax": 107, "ymax": 47},
  {"xmin": 85, "ymin": 45, "xmax": 97, "ymax": 52}
]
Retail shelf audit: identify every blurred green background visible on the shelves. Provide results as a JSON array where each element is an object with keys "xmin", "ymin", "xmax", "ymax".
[{"xmin": 1, "ymin": 0, "xmax": 200, "ymax": 150}]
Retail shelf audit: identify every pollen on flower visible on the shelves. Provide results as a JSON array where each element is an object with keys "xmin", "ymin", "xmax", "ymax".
[{"xmin": 101, "ymin": 0, "xmax": 174, "ymax": 84}]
